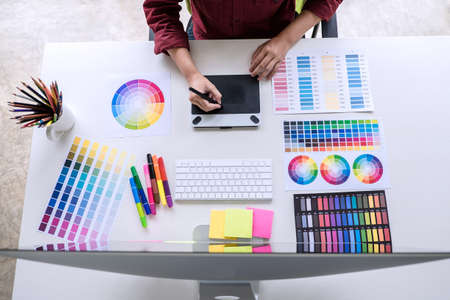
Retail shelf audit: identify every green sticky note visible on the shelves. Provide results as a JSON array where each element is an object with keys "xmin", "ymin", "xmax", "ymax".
[
  {"xmin": 223, "ymin": 245, "xmax": 253, "ymax": 253},
  {"xmin": 224, "ymin": 209, "xmax": 253, "ymax": 238}
]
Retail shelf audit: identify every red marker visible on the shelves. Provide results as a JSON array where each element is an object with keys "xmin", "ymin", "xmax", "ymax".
[{"xmin": 158, "ymin": 157, "xmax": 173, "ymax": 208}]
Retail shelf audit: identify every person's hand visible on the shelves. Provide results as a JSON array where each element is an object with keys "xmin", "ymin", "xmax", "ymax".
[
  {"xmin": 187, "ymin": 72, "xmax": 222, "ymax": 112},
  {"xmin": 249, "ymin": 36, "xmax": 292, "ymax": 80}
]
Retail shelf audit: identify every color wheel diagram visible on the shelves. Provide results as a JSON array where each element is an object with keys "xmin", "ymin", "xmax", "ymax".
[
  {"xmin": 111, "ymin": 79, "xmax": 165, "ymax": 130},
  {"xmin": 288, "ymin": 155, "xmax": 318, "ymax": 185},
  {"xmin": 286, "ymin": 153, "xmax": 387, "ymax": 191},
  {"xmin": 320, "ymin": 154, "xmax": 350, "ymax": 185},
  {"xmin": 353, "ymin": 154, "xmax": 383, "ymax": 184}
]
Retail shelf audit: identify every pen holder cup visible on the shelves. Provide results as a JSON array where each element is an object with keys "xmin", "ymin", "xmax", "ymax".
[{"xmin": 46, "ymin": 106, "xmax": 76, "ymax": 141}]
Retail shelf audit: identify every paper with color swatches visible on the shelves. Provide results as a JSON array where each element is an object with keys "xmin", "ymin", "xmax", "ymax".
[
  {"xmin": 283, "ymin": 118, "xmax": 390, "ymax": 191},
  {"xmin": 272, "ymin": 52, "xmax": 373, "ymax": 114},
  {"xmin": 294, "ymin": 191, "xmax": 392, "ymax": 254},
  {"xmin": 38, "ymin": 136, "xmax": 136, "ymax": 242}
]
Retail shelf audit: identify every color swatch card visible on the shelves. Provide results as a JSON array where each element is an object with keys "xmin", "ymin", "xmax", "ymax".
[
  {"xmin": 272, "ymin": 52, "xmax": 373, "ymax": 114},
  {"xmin": 283, "ymin": 118, "xmax": 390, "ymax": 191},
  {"xmin": 79, "ymin": 73, "xmax": 171, "ymax": 138},
  {"xmin": 38, "ymin": 136, "xmax": 136, "ymax": 242},
  {"xmin": 294, "ymin": 191, "xmax": 392, "ymax": 254}
]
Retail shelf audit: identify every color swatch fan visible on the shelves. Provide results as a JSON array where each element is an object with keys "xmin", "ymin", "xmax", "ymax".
[{"xmin": 112, "ymin": 79, "xmax": 164, "ymax": 130}]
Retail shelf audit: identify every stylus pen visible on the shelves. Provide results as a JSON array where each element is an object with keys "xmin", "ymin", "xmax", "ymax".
[
  {"xmin": 158, "ymin": 157, "xmax": 173, "ymax": 208},
  {"xmin": 143, "ymin": 164, "xmax": 156, "ymax": 215},
  {"xmin": 147, "ymin": 154, "xmax": 161, "ymax": 204},
  {"xmin": 131, "ymin": 166, "xmax": 151, "ymax": 215},
  {"xmin": 152, "ymin": 155, "xmax": 167, "ymax": 206},
  {"xmin": 189, "ymin": 87, "xmax": 222, "ymax": 106},
  {"xmin": 129, "ymin": 177, "xmax": 147, "ymax": 228}
]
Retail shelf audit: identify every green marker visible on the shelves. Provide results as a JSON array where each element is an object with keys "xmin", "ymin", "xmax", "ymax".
[
  {"xmin": 131, "ymin": 166, "xmax": 151, "ymax": 215},
  {"xmin": 129, "ymin": 177, "xmax": 147, "ymax": 228}
]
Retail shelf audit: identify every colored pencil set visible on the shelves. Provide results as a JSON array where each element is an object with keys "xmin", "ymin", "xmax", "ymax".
[
  {"xmin": 129, "ymin": 153, "xmax": 173, "ymax": 228},
  {"xmin": 7, "ymin": 78, "xmax": 63, "ymax": 128}
]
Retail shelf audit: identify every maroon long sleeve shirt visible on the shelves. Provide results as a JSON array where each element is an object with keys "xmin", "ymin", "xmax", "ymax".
[{"xmin": 143, "ymin": 0, "xmax": 342, "ymax": 55}]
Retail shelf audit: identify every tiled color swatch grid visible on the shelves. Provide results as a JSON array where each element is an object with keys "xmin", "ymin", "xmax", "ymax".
[
  {"xmin": 272, "ymin": 52, "xmax": 372, "ymax": 113},
  {"xmin": 284, "ymin": 119, "xmax": 381, "ymax": 152},
  {"xmin": 38, "ymin": 136, "xmax": 132, "ymax": 242},
  {"xmin": 294, "ymin": 190, "xmax": 392, "ymax": 254}
]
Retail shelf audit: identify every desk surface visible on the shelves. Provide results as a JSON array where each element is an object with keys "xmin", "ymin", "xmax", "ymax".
[{"xmin": 14, "ymin": 37, "xmax": 450, "ymax": 299}]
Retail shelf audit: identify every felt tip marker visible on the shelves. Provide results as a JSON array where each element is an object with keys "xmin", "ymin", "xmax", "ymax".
[
  {"xmin": 131, "ymin": 166, "xmax": 151, "ymax": 215},
  {"xmin": 143, "ymin": 164, "xmax": 156, "ymax": 215},
  {"xmin": 129, "ymin": 177, "xmax": 147, "ymax": 228},
  {"xmin": 158, "ymin": 157, "xmax": 173, "ymax": 208},
  {"xmin": 147, "ymin": 154, "xmax": 160, "ymax": 204},
  {"xmin": 152, "ymin": 155, "xmax": 167, "ymax": 206}
]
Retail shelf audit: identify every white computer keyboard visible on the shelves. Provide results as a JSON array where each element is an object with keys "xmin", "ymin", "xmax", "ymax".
[{"xmin": 175, "ymin": 159, "xmax": 272, "ymax": 201}]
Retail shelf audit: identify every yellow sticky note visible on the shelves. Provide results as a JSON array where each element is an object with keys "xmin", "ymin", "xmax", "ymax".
[
  {"xmin": 209, "ymin": 210, "xmax": 226, "ymax": 239},
  {"xmin": 209, "ymin": 244, "xmax": 225, "ymax": 253},
  {"xmin": 223, "ymin": 245, "xmax": 253, "ymax": 253},
  {"xmin": 224, "ymin": 209, "xmax": 253, "ymax": 239}
]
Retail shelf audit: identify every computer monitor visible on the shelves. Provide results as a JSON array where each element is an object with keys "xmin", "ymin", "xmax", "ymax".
[{"xmin": 2, "ymin": 241, "xmax": 449, "ymax": 300}]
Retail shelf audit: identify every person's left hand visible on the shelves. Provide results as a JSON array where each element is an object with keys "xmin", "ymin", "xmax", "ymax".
[{"xmin": 249, "ymin": 36, "xmax": 292, "ymax": 80}]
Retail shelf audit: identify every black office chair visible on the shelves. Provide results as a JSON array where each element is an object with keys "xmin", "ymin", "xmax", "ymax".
[{"xmin": 149, "ymin": 14, "xmax": 338, "ymax": 41}]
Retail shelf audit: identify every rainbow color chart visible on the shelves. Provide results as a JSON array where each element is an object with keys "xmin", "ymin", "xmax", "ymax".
[
  {"xmin": 112, "ymin": 79, "xmax": 165, "ymax": 130},
  {"xmin": 272, "ymin": 52, "xmax": 373, "ymax": 114},
  {"xmin": 38, "ymin": 137, "xmax": 135, "ymax": 242},
  {"xmin": 283, "ymin": 118, "xmax": 389, "ymax": 191},
  {"xmin": 283, "ymin": 120, "xmax": 381, "ymax": 152}
]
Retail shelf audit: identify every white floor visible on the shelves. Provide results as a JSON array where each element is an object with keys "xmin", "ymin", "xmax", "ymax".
[{"xmin": 0, "ymin": 0, "xmax": 449, "ymax": 299}]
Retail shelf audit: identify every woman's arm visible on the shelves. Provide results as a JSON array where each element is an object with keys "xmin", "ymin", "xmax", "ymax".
[
  {"xmin": 144, "ymin": 0, "xmax": 221, "ymax": 111},
  {"xmin": 168, "ymin": 47, "xmax": 222, "ymax": 111},
  {"xmin": 249, "ymin": 10, "xmax": 321, "ymax": 80},
  {"xmin": 249, "ymin": 0, "xmax": 343, "ymax": 80}
]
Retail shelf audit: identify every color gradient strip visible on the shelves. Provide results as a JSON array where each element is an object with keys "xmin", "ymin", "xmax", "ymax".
[
  {"xmin": 100, "ymin": 155, "xmax": 137, "ymax": 241},
  {"xmin": 272, "ymin": 59, "xmax": 290, "ymax": 112},
  {"xmin": 297, "ymin": 56, "xmax": 316, "ymax": 111},
  {"xmin": 38, "ymin": 137, "xmax": 81, "ymax": 232},
  {"xmin": 283, "ymin": 119, "xmax": 381, "ymax": 152},
  {"xmin": 48, "ymin": 139, "xmax": 91, "ymax": 235},
  {"xmin": 67, "ymin": 145, "xmax": 109, "ymax": 241},
  {"xmin": 88, "ymin": 151, "xmax": 127, "ymax": 241},
  {"xmin": 57, "ymin": 142, "xmax": 99, "ymax": 238},
  {"xmin": 78, "ymin": 148, "xmax": 118, "ymax": 242}
]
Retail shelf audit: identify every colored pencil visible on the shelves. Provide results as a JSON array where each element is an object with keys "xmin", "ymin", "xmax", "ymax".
[{"xmin": 7, "ymin": 78, "xmax": 63, "ymax": 128}]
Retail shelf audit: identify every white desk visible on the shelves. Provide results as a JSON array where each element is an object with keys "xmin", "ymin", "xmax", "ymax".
[{"xmin": 13, "ymin": 37, "xmax": 450, "ymax": 299}]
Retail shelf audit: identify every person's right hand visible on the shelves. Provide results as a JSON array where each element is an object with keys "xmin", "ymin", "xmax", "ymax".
[{"xmin": 187, "ymin": 72, "xmax": 222, "ymax": 112}]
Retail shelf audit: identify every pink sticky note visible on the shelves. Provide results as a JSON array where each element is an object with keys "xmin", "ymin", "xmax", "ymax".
[
  {"xmin": 252, "ymin": 245, "xmax": 272, "ymax": 253},
  {"xmin": 247, "ymin": 207, "xmax": 274, "ymax": 239}
]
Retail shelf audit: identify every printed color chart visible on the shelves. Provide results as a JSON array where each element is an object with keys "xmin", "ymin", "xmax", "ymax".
[
  {"xmin": 38, "ymin": 136, "xmax": 135, "ymax": 242},
  {"xmin": 294, "ymin": 191, "xmax": 392, "ymax": 254},
  {"xmin": 112, "ymin": 79, "xmax": 165, "ymax": 130},
  {"xmin": 283, "ymin": 118, "xmax": 390, "ymax": 191},
  {"xmin": 283, "ymin": 120, "xmax": 381, "ymax": 152},
  {"xmin": 272, "ymin": 52, "xmax": 373, "ymax": 114}
]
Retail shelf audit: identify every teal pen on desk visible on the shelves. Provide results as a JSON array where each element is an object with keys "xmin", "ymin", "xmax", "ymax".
[
  {"xmin": 131, "ymin": 166, "xmax": 151, "ymax": 215},
  {"xmin": 129, "ymin": 177, "xmax": 147, "ymax": 228}
]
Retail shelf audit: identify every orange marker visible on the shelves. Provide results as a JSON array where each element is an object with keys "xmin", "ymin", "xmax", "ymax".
[
  {"xmin": 158, "ymin": 157, "xmax": 173, "ymax": 208},
  {"xmin": 152, "ymin": 155, "xmax": 167, "ymax": 206}
]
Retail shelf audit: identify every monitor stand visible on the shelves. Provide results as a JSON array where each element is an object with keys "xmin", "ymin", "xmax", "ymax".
[{"xmin": 193, "ymin": 225, "xmax": 259, "ymax": 300}]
